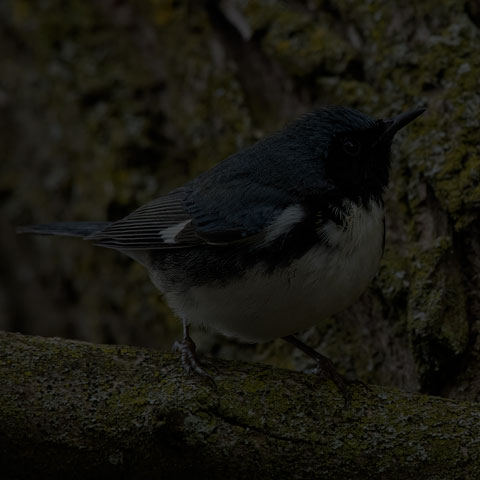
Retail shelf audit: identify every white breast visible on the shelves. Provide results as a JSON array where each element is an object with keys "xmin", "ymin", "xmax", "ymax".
[{"xmin": 166, "ymin": 200, "xmax": 385, "ymax": 342}]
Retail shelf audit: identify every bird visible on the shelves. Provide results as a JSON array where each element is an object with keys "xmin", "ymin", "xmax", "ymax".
[{"xmin": 18, "ymin": 105, "xmax": 425, "ymax": 399}]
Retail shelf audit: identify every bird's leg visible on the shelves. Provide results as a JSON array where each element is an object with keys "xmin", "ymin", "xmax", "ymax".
[
  {"xmin": 172, "ymin": 323, "xmax": 216, "ymax": 388},
  {"xmin": 283, "ymin": 335, "xmax": 361, "ymax": 406}
]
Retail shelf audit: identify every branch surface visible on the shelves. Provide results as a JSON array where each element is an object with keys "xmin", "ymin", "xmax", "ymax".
[{"xmin": 0, "ymin": 331, "xmax": 479, "ymax": 479}]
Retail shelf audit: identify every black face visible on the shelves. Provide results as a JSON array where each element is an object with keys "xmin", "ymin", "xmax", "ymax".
[{"xmin": 325, "ymin": 120, "xmax": 393, "ymax": 202}]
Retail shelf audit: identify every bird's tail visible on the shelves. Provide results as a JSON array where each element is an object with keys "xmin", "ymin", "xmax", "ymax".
[{"xmin": 16, "ymin": 221, "xmax": 112, "ymax": 239}]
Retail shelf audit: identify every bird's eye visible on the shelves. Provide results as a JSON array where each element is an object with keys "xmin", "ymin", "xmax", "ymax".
[{"xmin": 342, "ymin": 138, "xmax": 361, "ymax": 156}]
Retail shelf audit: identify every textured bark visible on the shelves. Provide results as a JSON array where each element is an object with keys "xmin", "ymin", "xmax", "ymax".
[{"xmin": 1, "ymin": 331, "xmax": 479, "ymax": 480}]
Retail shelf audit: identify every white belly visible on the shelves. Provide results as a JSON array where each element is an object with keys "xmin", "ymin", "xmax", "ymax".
[{"xmin": 166, "ymin": 201, "xmax": 384, "ymax": 342}]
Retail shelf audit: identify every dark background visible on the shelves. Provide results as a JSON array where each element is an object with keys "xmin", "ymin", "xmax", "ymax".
[{"xmin": 1, "ymin": 0, "xmax": 480, "ymax": 400}]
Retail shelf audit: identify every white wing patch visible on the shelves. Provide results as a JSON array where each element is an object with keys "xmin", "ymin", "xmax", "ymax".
[
  {"xmin": 264, "ymin": 204, "xmax": 305, "ymax": 244},
  {"xmin": 159, "ymin": 219, "xmax": 192, "ymax": 244}
]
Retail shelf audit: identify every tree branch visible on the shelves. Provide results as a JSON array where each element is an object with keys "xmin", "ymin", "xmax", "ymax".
[{"xmin": 1, "ymin": 331, "xmax": 479, "ymax": 479}]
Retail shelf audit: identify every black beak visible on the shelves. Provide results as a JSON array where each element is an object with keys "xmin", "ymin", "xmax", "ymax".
[
  {"xmin": 384, "ymin": 107, "xmax": 426, "ymax": 136},
  {"xmin": 374, "ymin": 108, "xmax": 425, "ymax": 147},
  {"xmin": 373, "ymin": 108, "xmax": 426, "ymax": 147}
]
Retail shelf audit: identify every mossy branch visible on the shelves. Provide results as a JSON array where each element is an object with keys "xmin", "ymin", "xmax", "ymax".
[{"xmin": 0, "ymin": 331, "xmax": 479, "ymax": 479}]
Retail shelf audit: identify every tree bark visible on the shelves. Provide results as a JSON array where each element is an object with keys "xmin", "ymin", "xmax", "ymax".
[{"xmin": 1, "ymin": 331, "xmax": 479, "ymax": 480}]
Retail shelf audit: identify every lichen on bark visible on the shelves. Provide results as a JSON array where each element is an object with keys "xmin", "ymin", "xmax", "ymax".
[{"xmin": 1, "ymin": 331, "xmax": 480, "ymax": 479}]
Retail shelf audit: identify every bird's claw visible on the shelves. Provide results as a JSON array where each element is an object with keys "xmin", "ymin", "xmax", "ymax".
[
  {"xmin": 314, "ymin": 361, "xmax": 369, "ymax": 408},
  {"xmin": 172, "ymin": 336, "xmax": 217, "ymax": 389}
]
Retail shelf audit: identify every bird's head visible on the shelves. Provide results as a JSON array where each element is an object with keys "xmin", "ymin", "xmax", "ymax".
[{"xmin": 282, "ymin": 106, "xmax": 425, "ymax": 204}]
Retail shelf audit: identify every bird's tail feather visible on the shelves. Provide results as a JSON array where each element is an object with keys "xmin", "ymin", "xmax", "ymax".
[{"xmin": 17, "ymin": 221, "xmax": 112, "ymax": 238}]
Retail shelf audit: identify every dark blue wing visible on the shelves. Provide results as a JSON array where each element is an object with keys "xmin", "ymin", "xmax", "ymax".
[
  {"xmin": 89, "ymin": 131, "xmax": 334, "ymax": 251},
  {"xmin": 88, "ymin": 182, "xmax": 293, "ymax": 250}
]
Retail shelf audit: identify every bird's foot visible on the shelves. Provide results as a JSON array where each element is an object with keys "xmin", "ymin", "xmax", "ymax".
[
  {"xmin": 313, "ymin": 356, "xmax": 361, "ymax": 408},
  {"xmin": 283, "ymin": 335, "xmax": 368, "ymax": 408},
  {"xmin": 172, "ymin": 334, "xmax": 217, "ymax": 389}
]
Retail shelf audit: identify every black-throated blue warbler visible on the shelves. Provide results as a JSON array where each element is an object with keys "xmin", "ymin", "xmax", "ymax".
[{"xmin": 18, "ymin": 106, "xmax": 425, "ymax": 399}]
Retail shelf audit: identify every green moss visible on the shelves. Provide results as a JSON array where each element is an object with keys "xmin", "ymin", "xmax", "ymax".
[
  {"xmin": 4, "ymin": 327, "xmax": 480, "ymax": 477},
  {"xmin": 377, "ymin": 247, "xmax": 410, "ymax": 305},
  {"xmin": 394, "ymin": 18, "xmax": 480, "ymax": 232},
  {"xmin": 241, "ymin": 376, "xmax": 268, "ymax": 394},
  {"xmin": 407, "ymin": 237, "xmax": 468, "ymax": 387},
  {"xmin": 242, "ymin": 1, "xmax": 355, "ymax": 79},
  {"xmin": 266, "ymin": 20, "xmax": 354, "ymax": 77}
]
